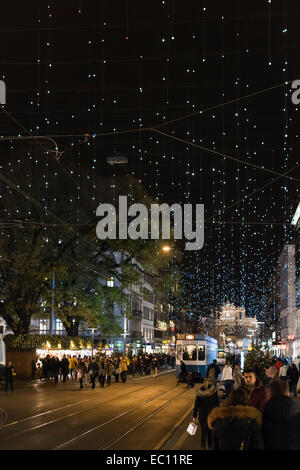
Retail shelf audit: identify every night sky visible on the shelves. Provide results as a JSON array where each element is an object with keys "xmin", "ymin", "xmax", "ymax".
[{"xmin": 0, "ymin": 1, "xmax": 299, "ymax": 319}]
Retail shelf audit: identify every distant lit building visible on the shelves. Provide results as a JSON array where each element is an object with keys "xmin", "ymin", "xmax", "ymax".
[
  {"xmin": 291, "ymin": 201, "xmax": 300, "ymax": 358},
  {"xmin": 216, "ymin": 303, "xmax": 258, "ymax": 351},
  {"xmin": 278, "ymin": 244, "xmax": 297, "ymax": 357}
]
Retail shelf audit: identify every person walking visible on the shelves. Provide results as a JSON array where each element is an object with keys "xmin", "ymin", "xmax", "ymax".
[
  {"xmin": 98, "ymin": 357, "xmax": 106, "ymax": 388},
  {"xmin": 262, "ymin": 380, "xmax": 300, "ymax": 450},
  {"xmin": 274, "ymin": 358, "xmax": 282, "ymax": 374},
  {"xmin": 287, "ymin": 363, "xmax": 300, "ymax": 397},
  {"xmin": 60, "ymin": 355, "xmax": 69, "ymax": 382},
  {"xmin": 77, "ymin": 360, "xmax": 86, "ymax": 389},
  {"xmin": 192, "ymin": 378, "xmax": 219, "ymax": 450},
  {"xmin": 105, "ymin": 358, "xmax": 114, "ymax": 387},
  {"xmin": 177, "ymin": 360, "xmax": 188, "ymax": 385},
  {"xmin": 243, "ymin": 369, "xmax": 270, "ymax": 412},
  {"xmin": 279, "ymin": 361, "xmax": 288, "ymax": 383},
  {"xmin": 53, "ymin": 356, "xmax": 60, "ymax": 384},
  {"xmin": 88, "ymin": 358, "xmax": 99, "ymax": 389},
  {"xmin": 206, "ymin": 360, "xmax": 221, "ymax": 386},
  {"xmin": 152, "ymin": 356, "xmax": 158, "ymax": 378},
  {"xmin": 221, "ymin": 361, "xmax": 233, "ymax": 397},
  {"xmin": 114, "ymin": 358, "xmax": 121, "ymax": 383},
  {"xmin": 4, "ymin": 361, "xmax": 16, "ymax": 393},
  {"xmin": 265, "ymin": 365, "xmax": 280, "ymax": 387},
  {"xmin": 232, "ymin": 364, "xmax": 243, "ymax": 390},
  {"xmin": 69, "ymin": 355, "xmax": 78, "ymax": 380},
  {"xmin": 120, "ymin": 356, "xmax": 128, "ymax": 383},
  {"xmin": 207, "ymin": 388, "xmax": 264, "ymax": 450}
]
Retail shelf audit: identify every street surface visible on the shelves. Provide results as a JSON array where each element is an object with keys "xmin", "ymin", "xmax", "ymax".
[{"xmin": 0, "ymin": 369, "xmax": 199, "ymax": 450}]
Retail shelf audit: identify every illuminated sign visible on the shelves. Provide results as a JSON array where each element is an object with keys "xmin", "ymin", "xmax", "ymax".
[
  {"xmin": 157, "ymin": 321, "xmax": 167, "ymax": 331},
  {"xmin": 186, "ymin": 334, "xmax": 195, "ymax": 340}
]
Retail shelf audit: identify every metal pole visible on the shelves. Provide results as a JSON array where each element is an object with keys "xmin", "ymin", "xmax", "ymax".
[
  {"xmin": 91, "ymin": 328, "xmax": 94, "ymax": 358},
  {"xmin": 51, "ymin": 272, "xmax": 55, "ymax": 334}
]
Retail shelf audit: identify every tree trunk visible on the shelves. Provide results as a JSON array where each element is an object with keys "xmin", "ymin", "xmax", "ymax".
[{"xmin": 62, "ymin": 318, "xmax": 79, "ymax": 336}]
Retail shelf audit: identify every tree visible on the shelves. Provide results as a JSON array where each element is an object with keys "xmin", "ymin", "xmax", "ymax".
[
  {"xmin": 243, "ymin": 346, "xmax": 273, "ymax": 381},
  {"xmin": 0, "ymin": 143, "xmax": 179, "ymax": 335}
]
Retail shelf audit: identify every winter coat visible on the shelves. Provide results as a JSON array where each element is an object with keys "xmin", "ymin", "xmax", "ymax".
[
  {"xmin": 207, "ymin": 404, "xmax": 264, "ymax": 450},
  {"xmin": 244, "ymin": 379, "xmax": 270, "ymax": 413},
  {"xmin": 121, "ymin": 359, "xmax": 128, "ymax": 372},
  {"xmin": 53, "ymin": 359, "xmax": 61, "ymax": 373},
  {"xmin": 233, "ymin": 369, "xmax": 243, "ymax": 389},
  {"xmin": 193, "ymin": 384, "xmax": 219, "ymax": 421},
  {"xmin": 69, "ymin": 357, "xmax": 78, "ymax": 370},
  {"xmin": 105, "ymin": 360, "xmax": 114, "ymax": 376},
  {"xmin": 275, "ymin": 361, "xmax": 282, "ymax": 373},
  {"xmin": 61, "ymin": 358, "xmax": 69, "ymax": 372},
  {"xmin": 98, "ymin": 361, "xmax": 106, "ymax": 376},
  {"xmin": 279, "ymin": 365, "xmax": 288, "ymax": 377},
  {"xmin": 287, "ymin": 366, "xmax": 300, "ymax": 384},
  {"xmin": 88, "ymin": 362, "xmax": 99, "ymax": 375},
  {"xmin": 221, "ymin": 365, "xmax": 233, "ymax": 381},
  {"xmin": 4, "ymin": 365, "xmax": 16, "ymax": 380},
  {"xmin": 262, "ymin": 395, "xmax": 300, "ymax": 450},
  {"xmin": 206, "ymin": 364, "xmax": 221, "ymax": 379}
]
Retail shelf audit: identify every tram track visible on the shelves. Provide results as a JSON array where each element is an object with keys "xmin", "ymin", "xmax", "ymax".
[
  {"xmin": 54, "ymin": 385, "xmax": 182, "ymax": 450},
  {"xmin": 98, "ymin": 388, "xmax": 189, "ymax": 450},
  {"xmin": 0, "ymin": 383, "xmax": 152, "ymax": 443}
]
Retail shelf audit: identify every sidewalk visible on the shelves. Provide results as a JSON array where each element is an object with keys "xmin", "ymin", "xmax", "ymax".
[{"xmin": 1, "ymin": 367, "xmax": 176, "ymax": 391}]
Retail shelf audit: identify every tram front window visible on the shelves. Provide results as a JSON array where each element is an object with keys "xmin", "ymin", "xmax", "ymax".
[{"xmin": 182, "ymin": 344, "xmax": 197, "ymax": 361}]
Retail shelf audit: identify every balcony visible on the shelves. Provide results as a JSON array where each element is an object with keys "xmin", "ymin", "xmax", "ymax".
[{"xmin": 132, "ymin": 309, "xmax": 143, "ymax": 318}]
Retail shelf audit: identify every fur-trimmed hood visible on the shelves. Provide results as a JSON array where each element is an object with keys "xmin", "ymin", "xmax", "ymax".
[
  {"xmin": 196, "ymin": 384, "xmax": 217, "ymax": 397},
  {"xmin": 207, "ymin": 405, "xmax": 262, "ymax": 430}
]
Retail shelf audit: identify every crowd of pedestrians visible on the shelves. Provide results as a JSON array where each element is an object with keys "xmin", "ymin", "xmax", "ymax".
[
  {"xmin": 30, "ymin": 352, "xmax": 176, "ymax": 389},
  {"xmin": 191, "ymin": 356, "xmax": 300, "ymax": 450}
]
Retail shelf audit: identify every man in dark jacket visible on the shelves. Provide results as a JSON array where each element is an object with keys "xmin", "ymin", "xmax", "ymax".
[
  {"xmin": 53, "ymin": 357, "xmax": 60, "ymax": 384},
  {"xmin": 262, "ymin": 380, "xmax": 300, "ymax": 450},
  {"xmin": 4, "ymin": 361, "xmax": 16, "ymax": 393},
  {"xmin": 243, "ymin": 369, "xmax": 270, "ymax": 412},
  {"xmin": 287, "ymin": 363, "xmax": 300, "ymax": 397},
  {"xmin": 206, "ymin": 360, "xmax": 221, "ymax": 385},
  {"xmin": 192, "ymin": 378, "xmax": 219, "ymax": 449},
  {"xmin": 60, "ymin": 355, "xmax": 69, "ymax": 382},
  {"xmin": 177, "ymin": 361, "xmax": 187, "ymax": 385}
]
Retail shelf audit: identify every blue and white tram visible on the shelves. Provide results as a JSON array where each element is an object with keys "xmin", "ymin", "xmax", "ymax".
[{"xmin": 176, "ymin": 334, "xmax": 218, "ymax": 379}]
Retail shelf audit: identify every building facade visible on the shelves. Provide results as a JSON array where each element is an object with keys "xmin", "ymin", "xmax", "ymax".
[{"xmin": 216, "ymin": 303, "xmax": 258, "ymax": 352}]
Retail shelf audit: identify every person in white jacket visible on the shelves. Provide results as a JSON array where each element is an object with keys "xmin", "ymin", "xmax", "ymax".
[
  {"xmin": 279, "ymin": 361, "xmax": 288, "ymax": 383},
  {"xmin": 221, "ymin": 361, "xmax": 234, "ymax": 397}
]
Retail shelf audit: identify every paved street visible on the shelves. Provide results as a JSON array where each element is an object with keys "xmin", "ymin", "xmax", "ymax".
[{"xmin": 0, "ymin": 370, "xmax": 199, "ymax": 450}]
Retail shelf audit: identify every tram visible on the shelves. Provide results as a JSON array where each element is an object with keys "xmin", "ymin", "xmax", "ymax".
[{"xmin": 175, "ymin": 333, "xmax": 218, "ymax": 379}]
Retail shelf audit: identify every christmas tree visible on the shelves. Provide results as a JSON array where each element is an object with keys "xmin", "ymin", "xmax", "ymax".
[{"xmin": 243, "ymin": 347, "xmax": 273, "ymax": 382}]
